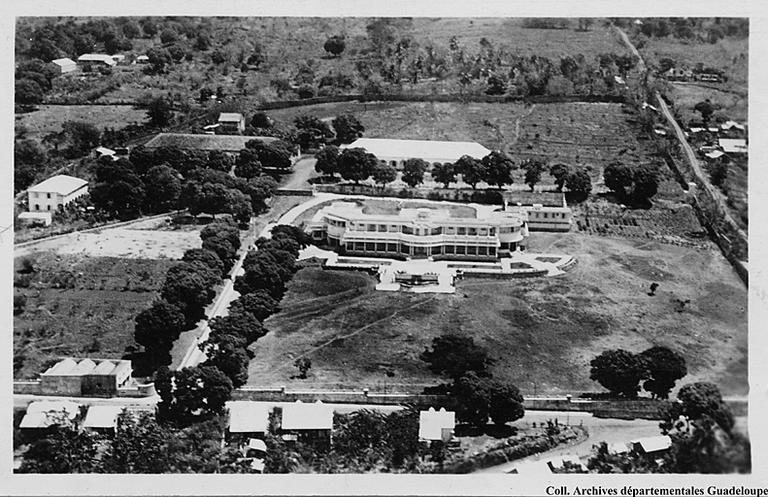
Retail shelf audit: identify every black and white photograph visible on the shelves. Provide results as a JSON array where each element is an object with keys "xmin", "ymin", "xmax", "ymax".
[{"xmin": 6, "ymin": 1, "xmax": 763, "ymax": 492}]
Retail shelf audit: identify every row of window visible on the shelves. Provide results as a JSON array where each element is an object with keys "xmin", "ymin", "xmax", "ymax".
[
  {"xmin": 344, "ymin": 241, "xmax": 500, "ymax": 256},
  {"xmin": 33, "ymin": 203, "xmax": 62, "ymax": 211},
  {"xmin": 30, "ymin": 192, "xmax": 53, "ymax": 199},
  {"xmin": 528, "ymin": 211, "xmax": 570, "ymax": 219},
  {"xmin": 343, "ymin": 222, "xmax": 513, "ymax": 237}
]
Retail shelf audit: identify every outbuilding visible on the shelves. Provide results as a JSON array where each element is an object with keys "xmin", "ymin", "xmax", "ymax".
[
  {"xmin": 77, "ymin": 53, "xmax": 117, "ymax": 67},
  {"xmin": 83, "ymin": 405, "xmax": 124, "ymax": 434},
  {"xmin": 418, "ymin": 407, "xmax": 456, "ymax": 443},
  {"xmin": 51, "ymin": 57, "xmax": 77, "ymax": 74},
  {"xmin": 217, "ymin": 112, "xmax": 246, "ymax": 134},
  {"xmin": 226, "ymin": 401, "xmax": 271, "ymax": 439}
]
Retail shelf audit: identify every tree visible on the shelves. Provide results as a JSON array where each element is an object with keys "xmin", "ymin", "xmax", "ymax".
[
  {"xmin": 208, "ymin": 312, "xmax": 267, "ymax": 345},
  {"xmin": 201, "ymin": 236, "xmax": 237, "ymax": 273},
  {"xmin": 331, "ymin": 114, "xmax": 364, "ymax": 144},
  {"xmin": 159, "ymin": 28, "xmax": 179, "ymax": 44},
  {"xmin": 565, "ymin": 168, "xmax": 592, "ymax": 199},
  {"xmin": 324, "ymin": 35, "xmax": 346, "ymax": 57},
  {"xmin": 421, "ymin": 333, "xmax": 493, "ymax": 380},
  {"xmin": 522, "ymin": 158, "xmax": 546, "ymax": 191},
  {"xmin": 485, "ymin": 74, "xmax": 507, "ymax": 95},
  {"xmin": 182, "ymin": 248, "xmax": 225, "ymax": 277},
  {"xmin": 160, "ymin": 261, "xmax": 220, "ymax": 328},
  {"xmin": 228, "ymin": 290, "xmax": 279, "ymax": 322},
  {"xmin": 372, "ymin": 161, "xmax": 397, "ymax": 189},
  {"xmin": 229, "ymin": 188, "xmax": 254, "ymax": 225},
  {"xmin": 145, "ymin": 96, "xmax": 174, "ymax": 128},
  {"xmin": 17, "ymin": 426, "xmax": 100, "ymax": 473},
  {"xmin": 482, "ymin": 151, "xmax": 515, "ymax": 188},
  {"xmin": 294, "ymin": 357, "xmax": 312, "ymax": 379},
  {"xmin": 146, "ymin": 47, "xmax": 172, "ymax": 73},
  {"xmin": 315, "ymin": 145, "xmax": 340, "ymax": 178},
  {"xmin": 156, "ymin": 365, "xmax": 233, "ymax": 425},
  {"xmin": 486, "ymin": 379, "xmax": 525, "ymax": 426},
  {"xmin": 431, "ymin": 162, "xmax": 455, "ymax": 188},
  {"xmin": 202, "ymin": 338, "xmax": 250, "ymax": 388},
  {"xmin": 246, "ymin": 175, "xmax": 278, "ymax": 213},
  {"xmin": 549, "ymin": 163, "xmax": 570, "ymax": 191},
  {"xmin": 143, "ymin": 165, "xmax": 181, "ymax": 213},
  {"xmin": 631, "ymin": 163, "xmax": 660, "ymax": 203},
  {"xmin": 206, "ymin": 150, "xmax": 234, "ymax": 173},
  {"xmin": 401, "ymin": 158, "xmax": 428, "ymax": 188},
  {"xmin": 90, "ymin": 160, "xmax": 146, "ymax": 220},
  {"xmin": 101, "ymin": 411, "xmax": 173, "ymax": 473},
  {"xmin": 451, "ymin": 372, "xmax": 491, "ymax": 427},
  {"xmin": 603, "ymin": 162, "xmax": 634, "ymax": 198},
  {"xmin": 672, "ymin": 382, "xmax": 734, "ymax": 433},
  {"xmin": 337, "ymin": 147, "xmax": 378, "ymax": 184},
  {"xmin": 245, "ymin": 139, "xmax": 293, "ymax": 172},
  {"xmin": 61, "ymin": 120, "xmax": 100, "ymax": 157},
  {"xmin": 454, "ymin": 155, "xmax": 485, "ymax": 189},
  {"xmin": 694, "ymin": 100, "xmax": 715, "ymax": 125},
  {"xmin": 639, "ymin": 346, "xmax": 687, "ymax": 400},
  {"xmin": 251, "ymin": 112, "xmax": 272, "ymax": 128},
  {"xmin": 235, "ymin": 148, "xmax": 262, "ymax": 179},
  {"xmin": 15, "ymin": 78, "xmax": 44, "ymax": 106},
  {"xmin": 589, "ymin": 349, "xmax": 647, "ymax": 398},
  {"xmin": 194, "ymin": 33, "xmax": 211, "ymax": 51},
  {"xmin": 294, "ymin": 114, "xmax": 334, "ymax": 150},
  {"xmin": 134, "ymin": 299, "xmax": 186, "ymax": 367}
]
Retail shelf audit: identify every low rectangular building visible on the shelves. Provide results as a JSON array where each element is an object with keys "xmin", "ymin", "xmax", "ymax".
[
  {"xmin": 719, "ymin": 138, "xmax": 748, "ymax": 155},
  {"xmin": 418, "ymin": 407, "xmax": 456, "ymax": 443},
  {"xmin": 77, "ymin": 53, "xmax": 117, "ymax": 67},
  {"xmin": 217, "ymin": 113, "xmax": 246, "ymax": 134},
  {"xmin": 341, "ymin": 138, "xmax": 491, "ymax": 169},
  {"xmin": 40, "ymin": 358, "xmax": 132, "ymax": 397},
  {"xmin": 51, "ymin": 57, "xmax": 77, "ymax": 74},
  {"xmin": 27, "ymin": 175, "xmax": 88, "ymax": 213},
  {"xmin": 20, "ymin": 401, "xmax": 80, "ymax": 430},
  {"xmin": 83, "ymin": 405, "xmax": 124, "ymax": 433},
  {"xmin": 280, "ymin": 401, "xmax": 333, "ymax": 447},
  {"xmin": 143, "ymin": 133, "xmax": 278, "ymax": 154},
  {"xmin": 227, "ymin": 401, "xmax": 271, "ymax": 438}
]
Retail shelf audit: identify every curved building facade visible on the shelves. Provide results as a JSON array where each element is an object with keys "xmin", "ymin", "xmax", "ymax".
[{"xmin": 306, "ymin": 202, "xmax": 529, "ymax": 260}]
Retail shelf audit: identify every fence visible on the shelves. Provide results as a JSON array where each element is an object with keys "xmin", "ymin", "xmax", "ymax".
[{"xmin": 275, "ymin": 188, "xmax": 314, "ymax": 196}]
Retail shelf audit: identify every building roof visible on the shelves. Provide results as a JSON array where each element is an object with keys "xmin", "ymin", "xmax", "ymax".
[
  {"xmin": 143, "ymin": 133, "xmax": 276, "ymax": 152},
  {"xmin": 18, "ymin": 212, "xmax": 52, "ymax": 222},
  {"xmin": 22, "ymin": 401, "xmax": 80, "ymax": 428},
  {"xmin": 227, "ymin": 401, "xmax": 271, "ymax": 433},
  {"xmin": 218, "ymin": 112, "xmax": 245, "ymax": 123},
  {"xmin": 504, "ymin": 191, "xmax": 566, "ymax": 208},
  {"xmin": 721, "ymin": 120, "xmax": 746, "ymax": 131},
  {"xmin": 632, "ymin": 435, "xmax": 672, "ymax": 453},
  {"xmin": 136, "ymin": 55, "xmax": 149, "ymax": 61},
  {"xmin": 27, "ymin": 175, "xmax": 88, "ymax": 196},
  {"xmin": 95, "ymin": 146, "xmax": 116, "ymax": 156},
  {"xmin": 419, "ymin": 407, "xmax": 456, "ymax": 441},
  {"xmin": 83, "ymin": 405, "xmax": 124, "ymax": 429},
  {"xmin": 26, "ymin": 401, "xmax": 80, "ymax": 418},
  {"xmin": 342, "ymin": 138, "xmax": 491, "ymax": 162},
  {"xmin": 41, "ymin": 358, "xmax": 131, "ymax": 377},
  {"xmin": 52, "ymin": 57, "xmax": 76, "ymax": 67},
  {"xmin": 280, "ymin": 401, "xmax": 333, "ymax": 430},
  {"xmin": 247, "ymin": 438, "xmax": 267, "ymax": 452},
  {"xmin": 609, "ymin": 442, "xmax": 630, "ymax": 454},
  {"xmin": 77, "ymin": 53, "xmax": 117, "ymax": 66},
  {"xmin": 705, "ymin": 150, "xmax": 725, "ymax": 159},
  {"xmin": 719, "ymin": 138, "xmax": 748, "ymax": 154}
]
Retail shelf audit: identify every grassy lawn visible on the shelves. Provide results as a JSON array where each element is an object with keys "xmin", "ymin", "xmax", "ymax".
[
  {"xmin": 13, "ymin": 252, "xmax": 175, "ymax": 379},
  {"xmin": 15, "ymin": 104, "xmax": 149, "ymax": 142},
  {"xmin": 248, "ymin": 232, "xmax": 747, "ymax": 397}
]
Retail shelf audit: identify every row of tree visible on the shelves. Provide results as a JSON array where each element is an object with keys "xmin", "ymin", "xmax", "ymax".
[
  {"xmin": 315, "ymin": 145, "xmax": 594, "ymax": 196},
  {"xmin": 589, "ymin": 346, "xmax": 687, "ymax": 399},
  {"xmin": 421, "ymin": 333, "xmax": 524, "ymax": 427},
  {"xmin": 134, "ymin": 219, "xmax": 242, "ymax": 372}
]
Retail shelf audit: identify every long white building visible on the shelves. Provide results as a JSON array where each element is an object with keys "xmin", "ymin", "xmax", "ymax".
[
  {"xmin": 341, "ymin": 138, "xmax": 491, "ymax": 168},
  {"xmin": 306, "ymin": 201, "xmax": 529, "ymax": 260}
]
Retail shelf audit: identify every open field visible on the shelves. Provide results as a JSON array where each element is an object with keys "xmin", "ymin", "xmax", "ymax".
[
  {"xmin": 641, "ymin": 37, "xmax": 748, "ymax": 87},
  {"xmin": 13, "ymin": 252, "xmax": 175, "ymax": 379},
  {"xmin": 15, "ymin": 104, "xmax": 148, "ymax": 141},
  {"xmin": 248, "ymin": 232, "xmax": 746, "ymax": 396},
  {"xmin": 668, "ymin": 83, "xmax": 747, "ymax": 124},
  {"xmin": 15, "ymin": 218, "xmax": 203, "ymax": 259}
]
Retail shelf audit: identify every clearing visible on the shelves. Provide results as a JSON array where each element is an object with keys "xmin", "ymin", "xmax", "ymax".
[
  {"xmin": 247, "ymin": 232, "xmax": 746, "ymax": 397},
  {"xmin": 13, "ymin": 252, "xmax": 175, "ymax": 379},
  {"xmin": 15, "ymin": 104, "xmax": 148, "ymax": 142}
]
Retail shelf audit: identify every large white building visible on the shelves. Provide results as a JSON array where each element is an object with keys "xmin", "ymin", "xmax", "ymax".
[
  {"xmin": 27, "ymin": 175, "xmax": 89, "ymax": 213},
  {"xmin": 306, "ymin": 201, "xmax": 529, "ymax": 260},
  {"xmin": 341, "ymin": 138, "xmax": 491, "ymax": 168}
]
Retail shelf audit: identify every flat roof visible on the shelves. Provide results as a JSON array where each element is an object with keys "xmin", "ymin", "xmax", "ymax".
[
  {"xmin": 28, "ymin": 175, "xmax": 88, "ymax": 195},
  {"xmin": 719, "ymin": 138, "xmax": 748, "ymax": 154},
  {"xmin": 52, "ymin": 57, "xmax": 76, "ymax": 66},
  {"xmin": 227, "ymin": 401, "xmax": 271, "ymax": 433},
  {"xmin": 218, "ymin": 112, "xmax": 244, "ymax": 122},
  {"xmin": 632, "ymin": 435, "xmax": 672, "ymax": 453},
  {"xmin": 342, "ymin": 138, "xmax": 491, "ymax": 162},
  {"xmin": 315, "ymin": 201, "xmax": 525, "ymax": 226},
  {"xmin": 504, "ymin": 191, "xmax": 566, "ymax": 207},
  {"xmin": 83, "ymin": 405, "xmax": 124, "ymax": 429},
  {"xmin": 143, "ymin": 133, "xmax": 277, "ymax": 152},
  {"xmin": 77, "ymin": 54, "xmax": 117, "ymax": 65},
  {"xmin": 281, "ymin": 401, "xmax": 333, "ymax": 430}
]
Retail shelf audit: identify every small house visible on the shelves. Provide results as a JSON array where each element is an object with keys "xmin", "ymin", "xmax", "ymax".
[
  {"xmin": 226, "ymin": 401, "xmax": 271, "ymax": 441},
  {"xmin": 418, "ymin": 407, "xmax": 456, "ymax": 443},
  {"xmin": 77, "ymin": 53, "xmax": 117, "ymax": 67},
  {"xmin": 280, "ymin": 400, "xmax": 334, "ymax": 446},
  {"xmin": 135, "ymin": 55, "xmax": 149, "ymax": 64},
  {"xmin": 27, "ymin": 175, "xmax": 88, "ymax": 213},
  {"xmin": 95, "ymin": 146, "xmax": 117, "ymax": 160},
  {"xmin": 20, "ymin": 401, "xmax": 80, "ymax": 431},
  {"xmin": 719, "ymin": 138, "xmax": 748, "ymax": 155},
  {"xmin": 17, "ymin": 211, "xmax": 52, "ymax": 227},
  {"xmin": 217, "ymin": 113, "xmax": 246, "ymax": 134},
  {"xmin": 51, "ymin": 57, "xmax": 77, "ymax": 74},
  {"xmin": 83, "ymin": 405, "xmax": 124, "ymax": 434},
  {"xmin": 631, "ymin": 435, "xmax": 672, "ymax": 455}
]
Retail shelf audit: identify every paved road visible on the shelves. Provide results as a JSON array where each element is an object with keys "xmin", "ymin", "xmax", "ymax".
[{"xmin": 280, "ymin": 156, "xmax": 317, "ymax": 190}]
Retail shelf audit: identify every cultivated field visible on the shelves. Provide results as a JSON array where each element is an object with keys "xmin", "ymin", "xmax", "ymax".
[
  {"xmin": 13, "ymin": 252, "xmax": 175, "ymax": 379},
  {"xmin": 15, "ymin": 104, "xmax": 149, "ymax": 141},
  {"xmin": 248, "ymin": 232, "xmax": 747, "ymax": 396}
]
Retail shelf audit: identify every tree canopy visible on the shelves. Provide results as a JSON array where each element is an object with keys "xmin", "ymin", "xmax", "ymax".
[
  {"xmin": 421, "ymin": 333, "xmax": 493, "ymax": 380},
  {"xmin": 331, "ymin": 114, "xmax": 364, "ymax": 144},
  {"xmin": 640, "ymin": 346, "xmax": 687, "ymax": 400},
  {"xmin": 401, "ymin": 158, "xmax": 428, "ymax": 188},
  {"xmin": 589, "ymin": 349, "xmax": 647, "ymax": 398}
]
